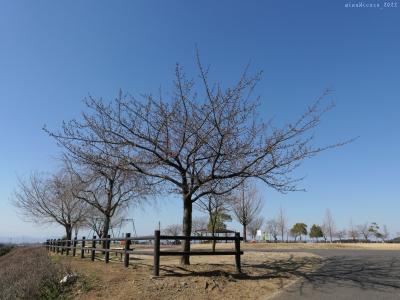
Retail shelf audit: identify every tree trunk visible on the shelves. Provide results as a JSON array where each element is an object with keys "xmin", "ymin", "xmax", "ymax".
[
  {"xmin": 210, "ymin": 217, "xmax": 217, "ymax": 252},
  {"xmin": 243, "ymin": 224, "xmax": 247, "ymax": 242},
  {"xmin": 181, "ymin": 195, "xmax": 192, "ymax": 265},
  {"xmin": 102, "ymin": 215, "xmax": 111, "ymax": 249},
  {"xmin": 65, "ymin": 224, "xmax": 72, "ymax": 241},
  {"xmin": 209, "ymin": 212, "xmax": 216, "ymax": 252},
  {"xmin": 211, "ymin": 231, "xmax": 216, "ymax": 252}
]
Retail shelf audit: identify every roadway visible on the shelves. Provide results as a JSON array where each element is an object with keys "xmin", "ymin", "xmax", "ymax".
[{"xmin": 253, "ymin": 249, "xmax": 400, "ymax": 300}]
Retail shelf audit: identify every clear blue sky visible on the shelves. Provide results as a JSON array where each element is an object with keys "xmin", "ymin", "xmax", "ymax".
[{"xmin": 0, "ymin": 1, "xmax": 399, "ymax": 241}]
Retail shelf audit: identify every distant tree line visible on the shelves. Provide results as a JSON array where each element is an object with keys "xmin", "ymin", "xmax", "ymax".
[{"xmin": 262, "ymin": 208, "xmax": 391, "ymax": 243}]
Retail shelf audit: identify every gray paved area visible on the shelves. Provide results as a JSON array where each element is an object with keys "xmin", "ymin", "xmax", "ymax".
[{"xmin": 255, "ymin": 249, "xmax": 400, "ymax": 300}]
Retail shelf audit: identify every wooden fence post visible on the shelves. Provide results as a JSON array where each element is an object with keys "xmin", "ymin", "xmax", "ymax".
[
  {"xmin": 61, "ymin": 239, "xmax": 64, "ymax": 255},
  {"xmin": 81, "ymin": 237, "xmax": 85, "ymax": 258},
  {"xmin": 153, "ymin": 230, "xmax": 160, "ymax": 276},
  {"xmin": 66, "ymin": 239, "xmax": 70, "ymax": 256},
  {"xmin": 72, "ymin": 237, "xmax": 77, "ymax": 257},
  {"xmin": 91, "ymin": 236, "xmax": 96, "ymax": 261},
  {"xmin": 105, "ymin": 235, "xmax": 110, "ymax": 264},
  {"xmin": 124, "ymin": 233, "xmax": 131, "ymax": 267},
  {"xmin": 235, "ymin": 232, "xmax": 241, "ymax": 273}
]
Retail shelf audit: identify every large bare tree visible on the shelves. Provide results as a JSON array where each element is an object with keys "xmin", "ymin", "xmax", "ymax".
[
  {"xmin": 45, "ymin": 55, "xmax": 347, "ymax": 264},
  {"xmin": 232, "ymin": 184, "xmax": 263, "ymax": 242},
  {"xmin": 62, "ymin": 155, "xmax": 149, "ymax": 249},
  {"xmin": 12, "ymin": 170, "xmax": 89, "ymax": 240}
]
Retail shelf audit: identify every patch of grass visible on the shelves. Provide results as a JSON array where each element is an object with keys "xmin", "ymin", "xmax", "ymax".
[
  {"xmin": 0, "ymin": 247, "xmax": 68, "ymax": 300},
  {"xmin": 76, "ymin": 273, "xmax": 93, "ymax": 293}
]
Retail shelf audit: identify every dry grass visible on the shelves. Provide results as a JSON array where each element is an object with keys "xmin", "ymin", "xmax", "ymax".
[
  {"xmin": 51, "ymin": 250, "xmax": 320, "ymax": 300},
  {"xmin": 0, "ymin": 247, "xmax": 66, "ymax": 300}
]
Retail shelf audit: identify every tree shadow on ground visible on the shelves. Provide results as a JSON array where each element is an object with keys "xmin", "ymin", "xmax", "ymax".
[
  {"xmin": 160, "ymin": 254, "xmax": 400, "ymax": 293},
  {"xmin": 290, "ymin": 254, "xmax": 400, "ymax": 294}
]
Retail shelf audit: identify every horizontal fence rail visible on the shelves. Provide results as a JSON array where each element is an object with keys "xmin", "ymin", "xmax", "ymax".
[{"xmin": 45, "ymin": 231, "xmax": 243, "ymax": 275}]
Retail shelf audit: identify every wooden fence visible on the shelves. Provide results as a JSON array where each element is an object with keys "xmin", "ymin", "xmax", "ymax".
[{"xmin": 46, "ymin": 230, "xmax": 243, "ymax": 276}]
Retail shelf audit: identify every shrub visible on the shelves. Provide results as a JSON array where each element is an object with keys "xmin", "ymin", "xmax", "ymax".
[
  {"xmin": 0, "ymin": 247, "xmax": 65, "ymax": 300},
  {"xmin": 0, "ymin": 245, "xmax": 13, "ymax": 257}
]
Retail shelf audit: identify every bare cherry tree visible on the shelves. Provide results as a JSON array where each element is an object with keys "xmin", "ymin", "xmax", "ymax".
[
  {"xmin": 232, "ymin": 184, "xmax": 263, "ymax": 242},
  {"xmin": 266, "ymin": 219, "xmax": 279, "ymax": 242},
  {"xmin": 192, "ymin": 217, "xmax": 208, "ymax": 233},
  {"xmin": 47, "ymin": 142, "xmax": 150, "ymax": 249},
  {"xmin": 72, "ymin": 163, "xmax": 148, "ymax": 249},
  {"xmin": 248, "ymin": 216, "xmax": 265, "ymax": 240},
  {"xmin": 277, "ymin": 207, "xmax": 288, "ymax": 242},
  {"xmin": 348, "ymin": 220, "xmax": 359, "ymax": 242},
  {"xmin": 357, "ymin": 223, "xmax": 370, "ymax": 242},
  {"xmin": 45, "ymin": 55, "xmax": 347, "ymax": 264},
  {"xmin": 196, "ymin": 194, "xmax": 232, "ymax": 251},
  {"xmin": 12, "ymin": 170, "xmax": 89, "ymax": 240},
  {"xmin": 323, "ymin": 209, "xmax": 335, "ymax": 242},
  {"xmin": 163, "ymin": 224, "xmax": 182, "ymax": 245},
  {"xmin": 382, "ymin": 225, "xmax": 390, "ymax": 242},
  {"xmin": 336, "ymin": 229, "xmax": 346, "ymax": 242}
]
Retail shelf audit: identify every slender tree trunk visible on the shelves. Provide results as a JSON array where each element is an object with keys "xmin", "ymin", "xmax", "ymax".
[
  {"xmin": 181, "ymin": 194, "xmax": 192, "ymax": 265},
  {"xmin": 243, "ymin": 224, "xmax": 247, "ymax": 242},
  {"xmin": 211, "ymin": 231, "xmax": 216, "ymax": 252},
  {"xmin": 209, "ymin": 212, "xmax": 217, "ymax": 252},
  {"xmin": 102, "ymin": 215, "xmax": 111, "ymax": 249},
  {"xmin": 211, "ymin": 216, "xmax": 217, "ymax": 252},
  {"xmin": 74, "ymin": 225, "xmax": 79, "ymax": 239}
]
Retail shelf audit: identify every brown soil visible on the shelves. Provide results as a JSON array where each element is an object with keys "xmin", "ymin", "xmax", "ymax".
[
  {"xmin": 189, "ymin": 242, "xmax": 400, "ymax": 251},
  {"xmin": 51, "ymin": 251, "xmax": 320, "ymax": 300}
]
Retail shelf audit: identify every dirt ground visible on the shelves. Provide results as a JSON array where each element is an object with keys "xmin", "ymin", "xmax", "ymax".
[
  {"xmin": 51, "ymin": 250, "xmax": 320, "ymax": 300},
  {"xmin": 191, "ymin": 242, "xmax": 400, "ymax": 251}
]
